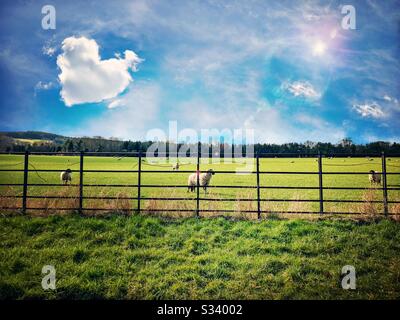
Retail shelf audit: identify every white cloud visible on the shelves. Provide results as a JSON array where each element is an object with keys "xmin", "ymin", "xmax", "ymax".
[
  {"xmin": 169, "ymin": 97, "xmax": 345, "ymax": 144},
  {"xmin": 35, "ymin": 81, "xmax": 54, "ymax": 91},
  {"xmin": 352, "ymin": 103, "xmax": 386, "ymax": 118},
  {"xmin": 76, "ymin": 82, "xmax": 160, "ymax": 139},
  {"xmin": 295, "ymin": 114, "xmax": 327, "ymax": 130},
  {"xmin": 244, "ymin": 109, "xmax": 345, "ymax": 143},
  {"xmin": 383, "ymin": 94, "xmax": 398, "ymax": 105},
  {"xmin": 283, "ymin": 81, "xmax": 321, "ymax": 99},
  {"xmin": 107, "ymin": 99, "xmax": 125, "ymax": 109},
  {"xmin": 57, "ymin": 36, "xmax": 143, "ymax": 106},
  {"xmin": 42, "ymin": 45, "xmax": 56, "ymax": 57}
]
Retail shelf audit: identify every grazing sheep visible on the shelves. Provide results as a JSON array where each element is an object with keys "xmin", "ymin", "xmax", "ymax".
[
  {"xmin": 60, "ymin": 169, "xmax": 72, "ymax": 185},
  {"xmin": 368, "ymin": 170, "xmax": 381, "ymax": 184},
  {"xmin": 172, "ymin": 162, "xmax": 180, "ymax": 171},
  {"xmin": 188, "ymin": 169, "xmax": 215, "ymax": 193}
]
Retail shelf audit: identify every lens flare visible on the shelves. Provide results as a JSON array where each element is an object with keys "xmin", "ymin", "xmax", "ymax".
[{"xmin": 313, "ymin": 41, "xmax": 326, "ymax": 56}]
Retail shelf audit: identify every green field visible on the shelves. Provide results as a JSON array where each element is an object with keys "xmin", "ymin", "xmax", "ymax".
[
  {"xmin": 0, "ymin": 154, "xmax": 399, "ymax": 216},
  {"xmin": 1, "ymin": 155, "xmax": 400, "ymax": 299},
  {"xmin": 13, "ymin": 138, "xmax": 53, "ymax": 145},
  {"xmin": 0, "ymin": 215, "xmax": 399, "ymax": 299}
]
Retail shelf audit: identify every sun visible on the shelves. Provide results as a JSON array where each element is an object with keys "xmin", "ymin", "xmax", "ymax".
[{"xmin": 312, "ymin": 40, "xmax": 327, "ymax": 56}]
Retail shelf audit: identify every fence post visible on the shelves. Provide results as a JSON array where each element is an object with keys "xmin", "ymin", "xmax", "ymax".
[
  {"xmin": 196, "ymin": 142, "xmax": 200, "ymax": 217},
  {"xmin": 22, "ymin": 151, "xmax": 29, "ymax": 215},
  {"xmin": 137, "ymin": 151, "xmax": 142, "ymax": 214},
  {"xmin": 318, "ymin": 152, "xmax": 324, "ymax": 214},
  {"xmin": 382, "ymin": 152, "xmax": 388, "ymax": 216},
  {"xmin": 79, "ymin": 151, "xmax": 84, "ymax": 215},
  {"xmin": 256, "ymin": 153, "xmax": 261, "ymax": 220}
]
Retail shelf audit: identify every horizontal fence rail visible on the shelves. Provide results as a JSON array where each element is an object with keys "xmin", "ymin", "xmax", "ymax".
[{"xmin": 0, "ymin": 149, "xmax": 400, "ymax": 217}]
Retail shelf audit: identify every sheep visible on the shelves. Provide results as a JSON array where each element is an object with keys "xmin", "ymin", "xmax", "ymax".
[
  {"xmin": 60, "ymin": 169, "xmax": 72, "ymax": 185},
  {"xmin": 368, "ymin": 170, "xmax": 381, "ymax": 185},
  {"xmin": 188, "ymin": 169, "xmax": 215, "ymax": 193},
  {"xmin": 172, "ymin": 162, "xmax": 180, "ymax": 171}
]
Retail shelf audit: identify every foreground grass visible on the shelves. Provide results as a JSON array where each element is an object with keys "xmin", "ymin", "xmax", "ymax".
[{"xmin": 0, "ymin": 215, "xmax": 399, "ymax": 299}]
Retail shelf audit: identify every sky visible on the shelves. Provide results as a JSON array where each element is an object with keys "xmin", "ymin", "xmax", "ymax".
[{"xmin": 0, "ymin": 0, "xmax": 399, "ymax": 144}]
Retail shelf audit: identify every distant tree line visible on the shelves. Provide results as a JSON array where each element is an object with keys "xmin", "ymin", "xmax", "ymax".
[{"xmin": 1, "ymin": 133, "xmax": 400, "ymax": 155}]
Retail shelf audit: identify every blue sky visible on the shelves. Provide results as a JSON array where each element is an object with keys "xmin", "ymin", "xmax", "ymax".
[{"xmin": 0, "ymin": 0, "xmax": 399, "ymax": 143}]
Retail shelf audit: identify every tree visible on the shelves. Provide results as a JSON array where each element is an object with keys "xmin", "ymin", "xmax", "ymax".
[
  {"xmin": 340, "ymin": 137, "xmax": 353, "ymax": 148},
  {"xmin": 63, "ymin": 139, "xmax": 74, "ymax": 152},
  {"xmin": 76, "ymin": 139, "xmax": 84, "ymax": 152}
]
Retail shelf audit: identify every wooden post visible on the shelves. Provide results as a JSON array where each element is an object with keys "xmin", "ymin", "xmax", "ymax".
[
  {"xmin": 382, "ymin": 152, "xmax": 388, "ymax": 216},
  {"xmin": 79, "ymin": 151, "xmax": 84, "ymax": 215},
  {"xmin": 196, "ymin": 142, "xmax": 200, "ymax": 217},
  {"xmin": 22, "ymin": 151, "xmax": 29, "ymax": 214},
  {"xmin": 318, "ymin": 153, "xmax": 324, "ymax": 214},
  {"xmin": 137, "ymin": 151, "xmax": 142, "ymax": 214},
  {"xmin": 256, "ymin": 154, "xmax": 261, "ymax": 220}
]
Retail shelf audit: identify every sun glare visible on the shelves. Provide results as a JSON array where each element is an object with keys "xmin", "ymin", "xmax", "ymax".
[{"xmin": 313, "ymin": 41, "xmax": 326, "ymax": 56}]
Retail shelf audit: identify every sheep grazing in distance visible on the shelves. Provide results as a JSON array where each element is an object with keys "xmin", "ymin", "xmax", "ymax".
[
  {"xmin": 60, "ymin": 169, "xmax": 72, "ymax": 185},
  {"xmin": 368, "ymin": 170, "xmax": 381, "ymax": 185},
  {"xmin": 188, "ymin": 169, "xmax": 215, "ymax": 193},
  {"xmin": 172, "ymin": 162, "xmax": 180, "ymax": 171}
]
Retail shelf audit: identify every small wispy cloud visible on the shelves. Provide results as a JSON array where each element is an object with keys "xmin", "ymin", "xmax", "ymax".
[
  {"xmin": 352, "ymin": 102, "xmax": 386, "ymax": 118},
  {"xmin": 107, "ymin": 99, "xmax": 125, "ymax": 109},
  {"xmin": 42, "ymin": 45, "xmax": 56, "ymax": 57},
  {"xmin": 35, "ymin": 81, "xmax": 54, "ymax": 91},
  {"xmin": 283, "ymin": 81, "xmax": 321, "ymax": 100},
  {"xmin": 383, "ymin": 94, "xmax": 398, "ymax": 104}
]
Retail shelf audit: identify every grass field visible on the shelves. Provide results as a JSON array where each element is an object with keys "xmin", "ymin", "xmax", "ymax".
[
  {"xmin": 0, "ymin": 154, "xmax": 400, "ymax": 216},
  {"xmin": 1, "ymin": 155, "xmax": 400, "ymax": 299},
  {"xmin": 13, "ymin": 138, "xmax": 53, "ymax": 145},
  {"xmin": 0, "ymin": 215, "xmax": 399, "ymax": 299}
]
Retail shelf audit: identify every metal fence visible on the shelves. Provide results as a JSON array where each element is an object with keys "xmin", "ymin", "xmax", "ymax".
[{"xmin": 0, "ymin": 149, "xmax": 400, "ymax": 217}]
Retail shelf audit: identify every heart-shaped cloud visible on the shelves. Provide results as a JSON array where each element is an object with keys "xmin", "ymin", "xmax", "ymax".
[{"xmin": 57, "ymin": 36, "xmax": 142, "ymax": 106}]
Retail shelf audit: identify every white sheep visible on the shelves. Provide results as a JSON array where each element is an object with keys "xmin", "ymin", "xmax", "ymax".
[
  {"xmin": 368, "ymin": 170, "xmax": 381, "ymax": 184},
  {"xmin": 60, "ymin": 169, "xmax": 72, "ymax": 185},
  {"xmin": 188, "ymin": 169, "xmax": 215, "ymax": 193},
  {"xmin": 172, "ymin": 162, "xmax": 180, "ymax": 171}
]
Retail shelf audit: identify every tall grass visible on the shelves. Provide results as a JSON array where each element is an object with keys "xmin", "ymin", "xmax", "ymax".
[
  {"xmin": 0, "ymin": 186, "xmax": 397, "ymax": 218},
  {"xmin": 1, "ymin": 215, "xmax": 400, "ymax": 299}
]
